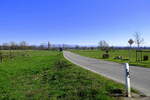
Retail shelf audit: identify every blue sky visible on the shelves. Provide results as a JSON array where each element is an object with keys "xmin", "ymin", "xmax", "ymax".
[{"xmin": 0, "ymin": 0, "xmax": 150, "ymax": 46}]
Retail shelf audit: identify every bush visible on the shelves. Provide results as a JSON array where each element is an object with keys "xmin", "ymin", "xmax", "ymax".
[
  {"xmin": 102, "ymin": 54, "xmax": 109, "ymax": 59},
  {"xmin": 143, "ymin": 56, "xmax": 148, "ymax": 61}
]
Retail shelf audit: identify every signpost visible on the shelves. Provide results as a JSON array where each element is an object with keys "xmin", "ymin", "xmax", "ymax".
[{"xmin": 124, "ymin": 63, "xmax": 131, "ymax": 97}]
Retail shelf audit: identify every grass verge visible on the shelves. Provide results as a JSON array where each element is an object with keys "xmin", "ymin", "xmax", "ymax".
[
  {"xmin": 71, "ymin": 50, "xmax": 150, "ymax": 68},
  {"xmin": 0, "ymin": 50, "xmax": 128, "ymax": 100}
]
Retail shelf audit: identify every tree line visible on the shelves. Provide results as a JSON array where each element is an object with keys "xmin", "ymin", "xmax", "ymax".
[
  {"xmin": 0, "ymin": 41, "xmax": 57, "ymax": 50},
  {"xmin": 0, "ymin": 32, "xmax": 148, "ymax": 51}
]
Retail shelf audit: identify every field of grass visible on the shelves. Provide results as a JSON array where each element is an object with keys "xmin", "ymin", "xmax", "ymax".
[
  {"xmin": 0, "ymin": 50, "xmax": 129, "ymax": 100},
  {"xmin": 71, "ymin": 49, "xmax": 150, "ymax": 68}
]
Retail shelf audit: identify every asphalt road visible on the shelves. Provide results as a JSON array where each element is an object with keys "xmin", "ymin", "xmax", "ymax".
[{"xmin": 63, "ymin": 51, "xmax": 150, "ymax": 96}]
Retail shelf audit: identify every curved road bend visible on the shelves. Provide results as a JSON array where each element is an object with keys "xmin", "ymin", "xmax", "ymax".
[{"xmin": 63, "ymin": 51, "xmax": 150, "ymax": 96}]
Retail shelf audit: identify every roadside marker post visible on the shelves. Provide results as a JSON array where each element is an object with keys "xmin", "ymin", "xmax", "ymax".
[{"xmin": 124, "ymin": 63, "xmax": 131, "ymax": 97}]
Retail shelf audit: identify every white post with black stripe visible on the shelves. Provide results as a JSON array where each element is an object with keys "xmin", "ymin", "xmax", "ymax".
[{"xmin": 125, "ymin": 63, "xmax": 131, "ymax": 97}]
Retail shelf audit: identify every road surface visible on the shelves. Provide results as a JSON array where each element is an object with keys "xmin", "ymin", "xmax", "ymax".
[{"xmin": 63, "ymin": 51, "xmax": 150, "ymax": 96}]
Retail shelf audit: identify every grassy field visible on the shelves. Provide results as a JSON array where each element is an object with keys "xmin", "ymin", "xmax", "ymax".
[
  {"xmin": 0, "ymin": 50, "xmax": 129, "ymax": 100},
  {"xmin": 71, "ymin": 49, "xmax": 150, "ymax": 68}
]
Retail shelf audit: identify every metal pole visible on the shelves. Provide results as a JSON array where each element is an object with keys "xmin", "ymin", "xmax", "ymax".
[{"xmin": 124, "ymin": 63, "xmax": 131, "ymax": 97}]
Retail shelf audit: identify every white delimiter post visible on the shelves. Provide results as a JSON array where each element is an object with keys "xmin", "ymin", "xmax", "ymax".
[{"xmin": 125, "ymin": 63, "xmax": 131, "ymax": 97}]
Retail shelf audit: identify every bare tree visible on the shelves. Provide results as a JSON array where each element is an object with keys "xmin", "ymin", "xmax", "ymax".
[
  {"xmin": 10, "ymin": 42, "xmax": 17, "ymax": 50},
  {"xmin": 48, "ymin": 42, "xmax": 51, "ymax": 50},
  {"xmin": 75, "ymin": 45, "xmax": 80, "ymax": 50},
  {"xmin": 2, "ymin": 43, "xmax": 9, "ymax": 50},
  {"xmin": 20, "ymin": 41, "xmax": 28, "ymax": 50},
  {"xmin": 99, "ymin": 40, "xmax": 110, "ymax": 59},
  {"xmin": 8, "ymin": 42, "xmax": 16, "ymax": 58},
  {"xmin": 134, "ymin": 32, "xmax": 144, "ymax": 49},
  {"xmin": 98, "ymin": 40, "xmax": 109, "ymax": 51},
  {"xmin": 39, "ymin": 43, "xmax": 45, "ymax": 50}
]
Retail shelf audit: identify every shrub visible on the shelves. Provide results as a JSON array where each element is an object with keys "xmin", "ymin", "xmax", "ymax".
[{"xmin": 102, "ymin": 54, "xmax": 109, "ymax": 59}]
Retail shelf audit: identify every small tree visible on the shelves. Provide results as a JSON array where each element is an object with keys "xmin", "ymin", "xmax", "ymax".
[
  {"xmin": 99, "ymin": 40, "xmax": 110, "ymax": 59},
  {"xmin": 39, "ymin": 43, "xmax": 45, "ymax": 50},
  {"xmin": 2, "ymin": 43, "xmax": 9, "ymax": 50},
  {"xmin": 48, "ymin": 42, "xmax": 51, "ymax": 50},
  {"xmin": 75, "ymin": 45, "xmax": 80, "ymax": 50},
  {"xmin": 98, "ymin": 40, "xmax": 109, "ymax": 52},
  {"xmin": 20, "ymin": 41, "xmax": 28, "ymax": 50},
  {"xmin": 10, "ymin": 42, "xmax": 17, "ymax": 50},
  {"xmin": 134, "ymin": 32, "xmax": 144, "ymax": 49},
  {"xmin": 9, "ymin": 42, "xmax": 17, "ymax": 59}
]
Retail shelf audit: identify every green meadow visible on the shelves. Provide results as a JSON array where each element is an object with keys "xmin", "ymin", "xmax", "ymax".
[
  {"xmin": 0, "ymin": 50, "xmax": 128, "ymax": 100},
  {"xmin": 71, "ymin": 49, "xmax": 150, "ymax": 68}
]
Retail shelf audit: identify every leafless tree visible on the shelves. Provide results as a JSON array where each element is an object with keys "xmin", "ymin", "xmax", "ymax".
[
  {"xmin": 48, "ymin": 42, "xmax": 51, "ymax": 50},
  {"xmin": 75, "ymin": 45, "xmax": 80, "ymax": 50},
  {"xmin": 20, "ymin": 41, "xmax": 28, "ymax": 50},
  {"xmin": 2, "ymin": 43, "xmax": 9, "ymax": 50},
  {"xmin": 134, "ymin": 32, "xmax": 144, "ymax": 48},
  {"xmin": 98, "ymin": 40, "xmax": 109, "ymax": 51},
  {"xmin": 39, "ymin": 43, "xmax": 45, "ymax": 50},
  {"xmin": 10, "ymin": 41, "xmax": 17, "ymax": 50}
]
